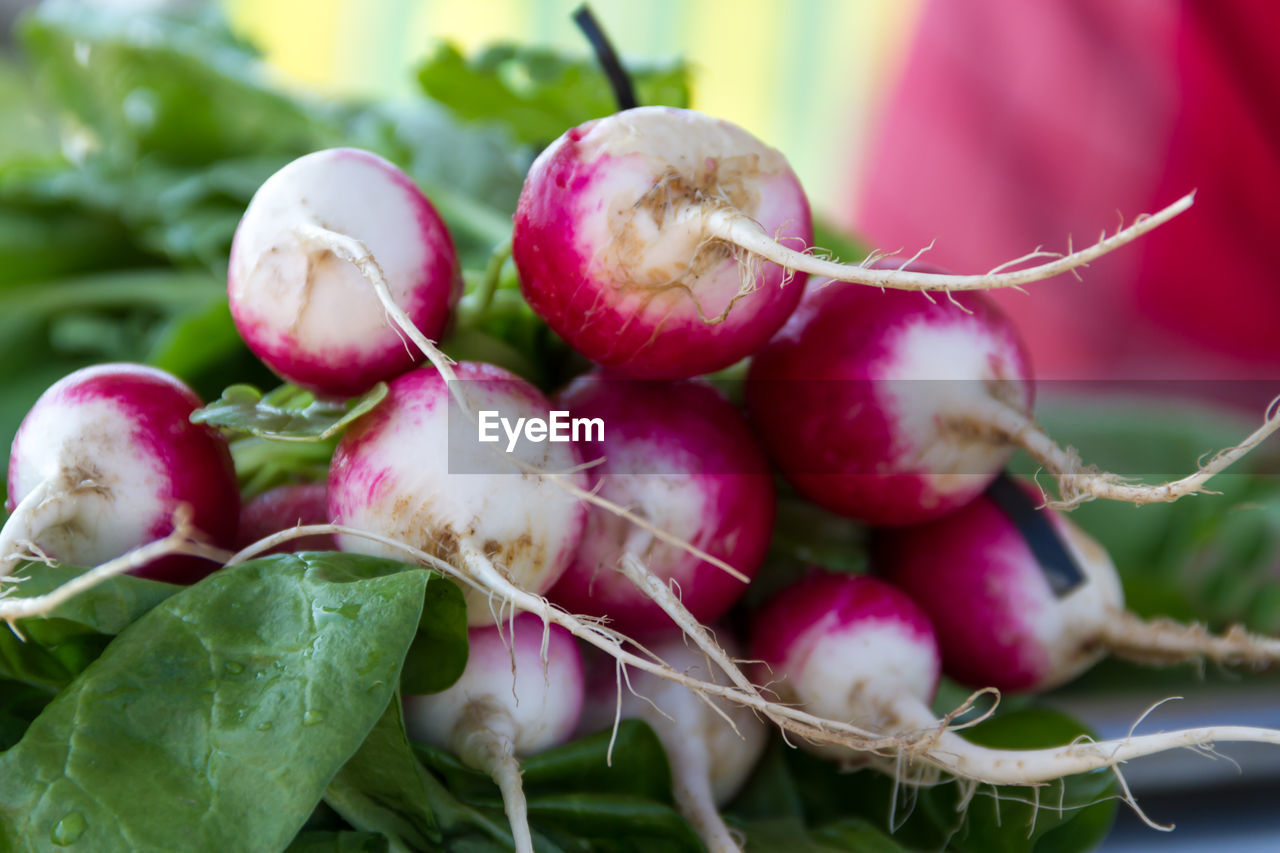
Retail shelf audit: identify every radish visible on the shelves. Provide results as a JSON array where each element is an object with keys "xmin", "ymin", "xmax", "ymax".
[
  {"xmin": 877, "ymin": 475, "xmax": 1280, "ymax": 693},
  {"xmin": 542, "ymin": 374, "xmax": 781, "ymax": 761},
  {"xmin": 752, "ymin": 571, "xmax": 1280, "ymax": 786},
  {"xmin": 326, "ymin": 361, "xmax": 588, "ymax": 625},
  {"xmin": 229, "ymin": 148, "xmax": 463, "ymax": 399},
  {"xmin": 745, "ymin": 259, "xmax": 1280, "ymax": 525},
  {"xmin": 235, "ymin": 482, "xmax": 336, "ymax": 555},
  {"xmin": 404, "ymin": 612, "xmax": 584, "ymax": 853},
  {"xmin": 547, "ymin": 375, "xmax": 774, "ymax": 635},
  {"xmin": 579, "ymin": 634, "xmax": 767, "ymax": 853},
  {"xmin": 1, "ymin": 363, "xmax": 239, "ymax": 584},
  {"xmin": 513, "ymin": 106, "xmax": 1191, "ymax": 379}
]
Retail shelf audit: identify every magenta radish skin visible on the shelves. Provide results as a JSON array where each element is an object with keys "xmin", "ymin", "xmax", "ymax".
[
  {"xmin": 327, "ymin": 361, "xmax": 588, "ymax": 625},
  {"xmin": 745, "ymin": 260, "xmax": 1033, "ymax": 526},
  {"xmin": 877, "ymin": 480, "xmax": 1124, "ymax": 693},
  {"xmin": 403, "ymin": 612, "xmax": 585, "ymax": 755},
  {"xmin": 4, "ymin": 363, "xmax": 239, "ymax": 583},
  {"xmin": 752, "ymin": 572, "xmax": 940, "ymax": 761},
  {"xmin": 229, "ymin": 148, "xmax": 462, "ymax": 398},
  {"xmin": 513, "ymin": 106, "xmax": 811, "ymax": 379},
  {"xmin": 547, "ymin": 376, "xmax": 774, "ymax": 635},
  {"xmin": 235, "ymin": 482, "xmax": 336, "ymax": 554}
]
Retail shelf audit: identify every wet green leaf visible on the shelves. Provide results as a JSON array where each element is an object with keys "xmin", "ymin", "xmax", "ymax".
[{"xmin": 192, "ymin": 382, "xmax": 388, "ymax": 442}]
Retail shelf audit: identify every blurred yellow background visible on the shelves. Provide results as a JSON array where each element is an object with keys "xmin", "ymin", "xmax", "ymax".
[{"xmin": 222, "ymin": 0, "xmax": 923, "ymax": 223}]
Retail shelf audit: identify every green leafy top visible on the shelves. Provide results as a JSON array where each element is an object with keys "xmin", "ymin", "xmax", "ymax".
[
  {"xmin": 417, "ymin": 41, "xmax": 690, "ymax": 146},
  {"xmin": 192, "ymin": 382, "xmax": 388, "ymax": 441},
  {"xmin": 18, "ymin": 0, "xmax": 319, "ymax": 165}
]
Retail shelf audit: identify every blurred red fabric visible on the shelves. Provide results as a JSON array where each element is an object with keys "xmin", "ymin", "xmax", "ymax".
[{"xmin": 855, "ymin": 0, "xmax": 1280, "ymax": 384}]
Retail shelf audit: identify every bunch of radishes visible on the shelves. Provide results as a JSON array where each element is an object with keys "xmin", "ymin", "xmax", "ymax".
[{"xmin": 5, "ymin": 103, "xmax": 1280, "ymax": 852}]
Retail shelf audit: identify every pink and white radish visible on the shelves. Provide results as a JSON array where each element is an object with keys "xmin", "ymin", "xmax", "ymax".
[
  {"xmin": 548, "ymin": 375, "xmax": 774, "ymax": 635},
  {"xmin": 514, "ymin": 106, "xmax": 811, "ymax": 378},
  {"xmin": 229, "ymin": 147, "xmax": 462, "ymax": 399},
  {"xmin": 327, "ymin": 361, "xmax": 587, "ymax": 625},
  {"xmin": 405, "ymin": 613, "xmax": 584, "ymax": 853},
  {"xmin": 235, "ymin": 482, "xmax": 336, "ymax": 555},
  {"xmin": 578, "ymin": 634, "xmax": 766, "ymax": 853},
  {"xmin": 746, "ymin": 261, "xmax": 1030, "ymax": 526},
  {"xmin": 752, "ymin": 571, "xmax": 1280, "ymax": 785},
  {"xmin": 1, "ymin": 363, "xmax": 239, "ymax": 584},
  {"xmin": 877, "ymin": 476, "xmax": 1280, "ymax": 693},
  {"xmin": 543, "ymin": 375, "xmax": 784, "ymax": 751},
  {"xmin": 746, "ymin": 259, "xmax": 1280, "ymax": 525},
  {"xmin": 513, "ymin": 106, "xmax": 1190, "ymax": 379}
]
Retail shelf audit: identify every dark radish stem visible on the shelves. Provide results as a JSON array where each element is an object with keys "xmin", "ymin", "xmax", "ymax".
[
  {"xmin": 2, "ymin": 364, "xmax": 239, "ymax": 583},
  {"xmin": 746, "ymin": 259, "xmax": 1280, "ymax": 525},
  {"xmin": 752, "ymin": 572, "xmax": 1280, "ymax": 790},
  {"xmin": 572, "ymin": 5, "xmax": 637, "ymax": 111},
  {"xmin": 878, "ymin": 476, "xmax": 1280, "ymax": 693},
  {"xmin": 404, "ymin": 613, "xmax": 584, "ymax": 853}
]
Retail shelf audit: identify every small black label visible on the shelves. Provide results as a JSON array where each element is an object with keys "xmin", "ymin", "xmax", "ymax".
[{"xmin": 984, "ymin": 474, "xmax": 1085, "ymax": 597}]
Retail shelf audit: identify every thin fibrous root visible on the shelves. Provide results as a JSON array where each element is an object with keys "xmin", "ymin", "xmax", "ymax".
[
  {"xmin": 618, "ymin": 552, "xmax": 796, "ymax": 735},
  {"xmin": 0, "ymin": 472, "xmax": 104, "ymax": 579},
  {"xmin": 535, "ymin": 473, "xmax": 750, "ymax": 584},
  {"xmin": 692, "ymin": 192, "xmax": 1194, "ymax": 292},
  {"xmin": 227, "ymin": 523, "xmax": 1280, "ymax": 800},
  {"xmin": 946, "ymin": 393, "xmax": 1280, "ymax": 508},
  {"xmin": 662, "ymin": 715, "xmax": 741, "ymax": 852},
  {"xmin": 454, "ymin": 701, "xmax": 534, "ymax": 853},
  {"xmin": 1100, "ymin": 609, "xmax": 1280, "ymax": 668},
  {"xmin": 889, "ymin": 694, "xmax": 1280, "ymax": 788},
  {"xmin": 0, "ymin": 507, "xmax": 231, "ymax": 625},
  {"xmin": 293, "ymin": 222, "xmax": 466, "ymax": 413}
]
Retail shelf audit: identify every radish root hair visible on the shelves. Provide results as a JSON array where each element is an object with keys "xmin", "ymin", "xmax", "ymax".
[
  {"xmin": 0, "ymin": 506, "xmax": 231, "ymax": 628},
  {"xmin": 0, "ymin": 471, "xmax": 107, "ymax": 579},
  {"xmin": 454, "ymin": 700, "xmax": 535, "ymax": 853},
  {"xmin": 1100, "ymin": 609, "xmax": 1280, "ymax": 668},
  {"xmin": 699, "ymin": 191, "xmax": 1194, "ymax": 293},
  {"xmin": 293, "ymin": 222, "xmax": 466, "ymax": 413},
  {"xmin": 947, "ymin": 393, "xmax": 1280, "ymax": 508}
]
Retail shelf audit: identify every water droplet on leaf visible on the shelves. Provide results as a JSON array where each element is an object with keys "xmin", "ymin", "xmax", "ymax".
[{"xmin": 50, "ymin": 812, "xmax": 86, "ymax": 846}]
